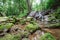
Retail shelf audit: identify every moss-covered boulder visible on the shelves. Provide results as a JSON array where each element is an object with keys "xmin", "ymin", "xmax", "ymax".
[
  {"xmin": 0, "ymin": 23, "xmax": 13, "ymax": 30},
  {"xmin": 48, "ymin": 23, "xmax": 60, "ymax": 28},
  {"xmin": 25, "ymin": 23, "xmax": 39, "ymax": 32}
]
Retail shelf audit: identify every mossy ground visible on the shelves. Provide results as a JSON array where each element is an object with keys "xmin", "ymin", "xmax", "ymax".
[{"xmin": 0, "ymin": 17, "xmax": 57, "ymax": 40}]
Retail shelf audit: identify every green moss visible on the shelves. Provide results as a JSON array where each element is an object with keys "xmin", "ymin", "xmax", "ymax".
[
  {"xmin": 19, "ymin": 17, "xmax": 36, "ymax": 25},
  {"xmin": 12, "ymin": 34, "xmax": 21, "ymax": 40},
  {"xmin": 48, "ymin": 7, "xmax": 60, "ymax": 22},
  {"xmin": 25, "ymin": 23, "xmax": 39, "ymax": 32},
  {"xmin": 22, "ymin": 31, "xmax": 30, "ymax": 37},
  {"xmin": 0, "ymin": 23, "xmax": 13, "ymax": 30},
  {"xmin": 20, "ymin": 19, "xmax": 26, "ymax": 25},
  {"xmin": 0, "ymin": 33, "xmax": 21, "ymax": 40},
  {"xmin": 40, "ymin": 33, "xmax": 56, "ymax": 40},
  {"xmin": 48, "ymin": 23, "xmax": 60, "ymax": 27}
]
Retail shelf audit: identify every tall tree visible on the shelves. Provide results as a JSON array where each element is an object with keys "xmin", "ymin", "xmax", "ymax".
[{"xmin": 26, "ymin": 0, "xmax": 31, "ymax": 13}]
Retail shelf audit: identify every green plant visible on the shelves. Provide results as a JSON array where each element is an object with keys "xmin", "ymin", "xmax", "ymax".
[
  {"xmin": 40, "ymin": 33, "xmax": 56, "ymax": 40},
  {"xmin": 25, "ymin": 23, "xmax": 39, "ymax": 32},
  {"xmin": 0, "ymin": 23, "xmax": 13, "ymax": 30},
  {"xmin": 12, "ymin": 34, "xmax": 21, "ymax": 40},
  {"xmin": 18, "ymin": 10, "xmax": 28, "ymax": 18},
  {"xmin": 0, "ymin": 33, "xmax": 21, "ymax": 40},
  {"xmin": 48, "ymin": 23, "xmax": 60, "ymax": 28},
  {"xmin": 22, "ymin": 31, "xmax": 30, "ymax": 37},
  {"xmin": 26, "ymin": 17, "xmax": 37, "ymax": 24},
  {"xmin": 49, "ymin": 7, "xmax": 60, "ymax": 20},
  {"xmin": 19, "ymin": 18, "xmax": 26, "ymax": 25}
]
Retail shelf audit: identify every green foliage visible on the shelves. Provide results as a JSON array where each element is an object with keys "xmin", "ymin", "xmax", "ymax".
[
  {"xmin": 25, "ymin": 17, "xmax": 38, "ymax": 32},
  {"xmin": 48, "ymin": 23, "xmax": 60, "ymax": 28},
  {"xmin": 44, "ymin": 0, "xmax": 55, "ymax": 9},
  {"xmin": 0, "ymin": 23, "xmax": 13, "ymax": 30},
  {"xmin": 25, "ymin": 23, "xmax": 39, "ymax": 32},
  {"xmin": 0, "ymin": 0, "xmax": 28, "ymax": 17},
  {"xmin": 18, "ymin": 10, "xmax": 28, "ymax": 18},
  {"xmin": 46, "ymin": 8, "xmax": 60, "ymax": 28},
  {"xmin": 52, "ymin": 7, "xmax": 60, "ymax": 19},
  {"xmin": 19, "ymin": 18, "xmax": 26, "ymax": 25},
  {"xmin": 40, "ymin": 33, "xmax": 56, "ymax": 40},
  {"xmin": 26, "ymin": 17, "xmax": 37, "ymax": 25},
  {"xmin": 22, "ymin": 31, "xmax": 30, "ymax": 37},
  {"xmin": 32, "ymin": 0, "xmax": 60, "ymax": 11},
  {"xmin": 0, "ymin": 33, "xmax": 21, "ymax": 40},
  {"xmin": 48, "ymin": 7, "xmax": 60, "ymax": 21}
]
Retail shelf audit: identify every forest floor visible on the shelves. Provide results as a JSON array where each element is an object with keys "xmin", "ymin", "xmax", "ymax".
[
  {"xmin": 0, "ymin": 17, "xmax": 60, "ymax": 40},
  {"xmin": 37, "ymin": 20, "xmax": 60, "ymax": 40},
  {"xmin": 9, "ymin": 19, "xmax": 60, "ymax": 40},
  {"xmin": 43, "ymin": 28, "xmax": 60, "ymax": 40}
]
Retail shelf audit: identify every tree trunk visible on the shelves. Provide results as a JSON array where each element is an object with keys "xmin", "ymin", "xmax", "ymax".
[{"xmin": 26, "ymin": 0, "xmax": 32, "ymax": 13}]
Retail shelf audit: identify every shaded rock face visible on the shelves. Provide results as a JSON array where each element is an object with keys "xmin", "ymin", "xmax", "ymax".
[
  {"xmin": 27, "ymin": 11, "xmax": 43, "ymax": 21},
  {"xmin": 0, "ymin": 17, "xmax": 8, "ymax": 22},
  {"xmin": 27, "ymin": 9, "xmax": 54, "ymax": 22}
]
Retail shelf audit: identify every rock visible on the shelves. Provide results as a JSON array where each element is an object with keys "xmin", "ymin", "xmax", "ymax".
[
  {"xmin": 27, "ymin": 11, "xmax": 42, "ymax": 20},
  {"xmin": 0, "ymin": 17, "xmax": 8, "ymax": 22}
]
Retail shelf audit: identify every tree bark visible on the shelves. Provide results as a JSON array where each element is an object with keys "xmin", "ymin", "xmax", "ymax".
[{"xmin": 26, "ymin": 0, "xmax": 32, "ymax": 13}]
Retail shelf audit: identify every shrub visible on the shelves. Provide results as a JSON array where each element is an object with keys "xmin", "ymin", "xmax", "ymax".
[
  {"xmin": 0, "ymin": 33, "xmax": 21, "ymax": 40},
  {"xmin": 26, "ymin": 17, "xmax": 37, "ymax": 24},
  {"xmin": 40, "ymin": 33, "xmax": 56, "ymax": 40},
  {"xmin": 48, "ymin": 23, "xmax": 60, "ymax": 28},
  {"xmin": 0, "ymin": 23, "xmax": 13, "ymax": 30},
  {"xmin": 25, "ymin": 23, "xmax": 39, "ymax": 32},
  {"xmin": 48, "ymin": 7, "xmax": 60, "ymax": 21},
  {"xmin": 21, "ymin": 31, "xmax": 30, "ymax": 37},
  {"xmin": 19, "ymin": 18, "xmax": 26, "ymax": 25}
]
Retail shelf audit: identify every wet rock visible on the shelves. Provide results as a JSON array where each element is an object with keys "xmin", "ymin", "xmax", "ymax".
[{"xmin": 0, "ymin": 17, "xmax": 8, "ymax": 22}]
